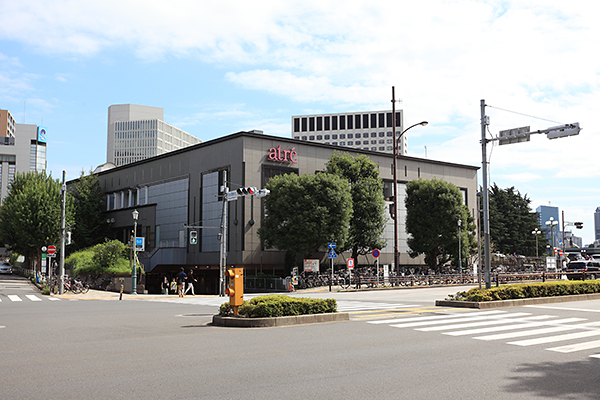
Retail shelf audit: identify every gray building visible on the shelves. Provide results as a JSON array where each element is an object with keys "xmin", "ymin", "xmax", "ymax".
[
  {"xmin": 86, "ymin": 131, "xmax": 478, "ymax": 294},
  {"xmin": 106, "ymin": 104, "xmax": 201, "ymax": 167},
  {"xmin": 595, "ymin": 207, "xmax": 600, "ymax": 242},
  {"xmin": 0, "ymin": 109, "xmax": 47, "ymax": 202},
  {"xmin": 292, "ymin": 110, "xmax": 408, "ymax": 155}
]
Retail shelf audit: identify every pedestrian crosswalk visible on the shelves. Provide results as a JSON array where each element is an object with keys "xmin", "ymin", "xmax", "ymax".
[
  {"xmin": 368, "ymin": 310, "xmax": 600, "ymax": 359},
  {"xmin": 0, "ymin": 294, "xmax": 58, "ymax": 303},
  {"xmin": 337, "ymin": 300, "xmax": 421, "ymax": 312}
]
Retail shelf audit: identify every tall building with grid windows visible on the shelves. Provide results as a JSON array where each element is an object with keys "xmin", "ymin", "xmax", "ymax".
[
  {"xmin": 0, "ymin": 109, "xmax": 47, "ymax": 202},
  {"xmin": 107, "ymin": 104, "xmax": 201, "ymax": 167},
  {"xmin": 291, "ymin": 110, "xmax": 406, "ymax": 155}
]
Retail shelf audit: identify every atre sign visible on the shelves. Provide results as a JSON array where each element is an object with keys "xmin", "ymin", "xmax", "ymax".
[{"xmin": 267, "ymin": 145, "xmax": 297, "ymax": 163}]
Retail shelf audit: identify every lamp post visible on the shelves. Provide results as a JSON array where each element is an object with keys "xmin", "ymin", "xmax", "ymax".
[
  {"xmin": 131, "ymin": 209, "xmax": 139, "ymax": 295},
  {"xmin": 458, "ymin": 219, "xmax": 462, "ymax": 273},
  {"xmin": 391, "ymin": 87, "xmax": 428, "ymax": 274},
  {"xmin": 532, "ymin": 228, "xmax": 541, "ymax": 258},
  {"xmin": 545, "ymin": 217, "xmax": 558, "ymax": 258}
]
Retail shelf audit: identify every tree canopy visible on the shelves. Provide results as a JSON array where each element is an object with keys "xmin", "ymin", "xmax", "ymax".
[
  {"xmin": 325, "ymin": 152, "xmax": 386, "ymax": 261},
  {"xmin": 405, "ymin": 178, "xmax": 476, "ymax": 271},
  {"xmin": 0, "ymin": 171, "xmax": 74, "ymax": 267},
  {"xmin": 70, "ymin": 171, "xmax": 111, "ymax": 251},
  {"xmin": 258, "ymin": 172, "xmax": 352, "ymax": 264},
  {"xmin": 488, "ymin": 183, "xmax": 547, "ymax": 256}
]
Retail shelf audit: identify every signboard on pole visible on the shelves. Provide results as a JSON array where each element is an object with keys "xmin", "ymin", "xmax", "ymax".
[
  {"xmin": 303, "ymin": 259, "xmax": 319, "ymax": 273},
  {"xmin": 372, "ymin": 249, "xmax": 380, "ymax": 258},
  {"xmin": 135, "ymin": 237, "xmax": 145, "ymax": 252},
  {"xmin": 47, "ymin": 245, "xmax": 56, "ymax": 255},
  {"xmin": 347, "ymin": 258, "xmax": 355, "ymax": 269},
  {"xmin": 328, "ymin": 249, "xmax": 337, "ymax": 259}
]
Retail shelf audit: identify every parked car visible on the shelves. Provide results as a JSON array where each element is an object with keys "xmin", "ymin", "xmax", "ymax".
[
  {"xmin": 565, "ymin": 260, "xmax": 600, "ymax": 280},
  {"xmin": 0, "ymin": 262, "xmax": 13, "ymax": 274}
]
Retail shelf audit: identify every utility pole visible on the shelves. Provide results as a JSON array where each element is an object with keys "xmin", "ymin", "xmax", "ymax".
[
  {"xmin": 480, "ymin": 100, "xmax": 491, "ymax": 289},
  {"xmin": 219, "ymin": 171, "xmax": 228, "ymax": 297},
  {"xmin": 59, "ymin": 171, "xmax": 66, "ymax": 295}
]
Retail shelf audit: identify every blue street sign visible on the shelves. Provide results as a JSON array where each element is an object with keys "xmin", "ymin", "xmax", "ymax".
[
  {"xmin": 328, "ymin": 249, "xmax": 337, "ymax": 259},
  {"xmin": 328, "ymin": 242, "xmax": 336, "ymax": 249}
]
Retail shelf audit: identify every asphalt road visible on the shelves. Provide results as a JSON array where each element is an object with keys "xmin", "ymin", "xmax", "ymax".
[{"xmin": 1, "ymin": 275, "xmax": 599, "ymax": 399}]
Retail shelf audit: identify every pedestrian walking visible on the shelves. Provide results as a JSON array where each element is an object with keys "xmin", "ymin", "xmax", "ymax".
[
  {"xmin": 176, "ymin": 267, "xmax": 187, "ymax": 297},
  {"xmin": 185, "ymin": 269, "xmax": 197, "ymax": 296},
  {"xmin": 161, "ymin": 276, "xmax": 169, "ymax": 295},
  {"xmin": 170, "ymin": 277, "xmax": 177, "ymax": 294}
]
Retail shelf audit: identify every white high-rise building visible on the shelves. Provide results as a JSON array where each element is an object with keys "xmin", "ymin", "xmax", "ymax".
[
  {"xmin": 291, "ymin": 110, "xmax": 406, "ymax": 155},
  {"xmin": 107, "ymin": 104, "xmax": 201, "ymax": 167}
]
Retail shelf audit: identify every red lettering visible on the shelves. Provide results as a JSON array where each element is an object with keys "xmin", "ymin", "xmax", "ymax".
[
  {"xmin": 266, "ymin": 145, "xmax": 298, "ymax": 163},
  {"xmin": 289, "ymin": 147, "xmax": 297, "ymax": 162},
  {"xmin": 268, "ymin": 147, "xmax": 278, "ymax": 161},
  {"xmin": 276, "ymin": 145, "xmax": 283, "ymax": 161}
]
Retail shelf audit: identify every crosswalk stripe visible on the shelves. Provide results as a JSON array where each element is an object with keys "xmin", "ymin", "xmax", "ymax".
[
  {"xmin": 8, "ymin": 295, "xmax": 21, "ymax": 302},
  {"xmin": 368, "ymin": 310, "xmax": 506, "ymax": 325},
  {"xmin": 589, "ymin": 354, "xmax": 600, "ymax": 358},
  {"xmin": 337, "ymin": 302, "xmax": 420, "ymax": 311},
  {"xmin": 444, "ymin": 315, "xmax": 556, "ymax": 336},
  {"xmin": 415, "ymin": 313, "xmax": 534, "ymax": 332},
  {"xmin": 473, "ymin": 319, "xmax": 590, "ymax": 341},
  {"xmin": 48, "ymin": 297, "xmax": 60, "ymax": 301},
  {"xmin": 508, "ymin": 330, "xmax": 600, "ymax": 347},
  {"xmin": 25, "ymin": 295, "xmax": 42, "ymax": 302},
  {"xmin": 548, "ymin": 339, "xmax": 600, "ymax": 353},
  {"xmin": 390, "ymin": 312, "xmax": 511, "ymax": 329}
]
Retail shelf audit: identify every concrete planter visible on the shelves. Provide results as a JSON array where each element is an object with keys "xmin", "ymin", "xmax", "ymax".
[
  {"xmin": 212, "ymin": 312, "xmax": 349, "ymax": 328},
  {"xmin": 436, "ymin": 292, "xmax": 600, "ymax": 309}
]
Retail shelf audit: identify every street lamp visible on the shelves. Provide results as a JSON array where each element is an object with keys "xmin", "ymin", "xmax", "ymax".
[
  {"xmin": 131, "ymin": 209, "xmax": 139, "ymax": 295},
  {"xmin": 545, "ymin": 217, "xmax": 558, "ymax": 258},
  {"xmin": 532, "ymin": 228, "xmax": 542, "ymax": 258},
  {"xmin": 458, "ymin": 219, "xmax": 462, "ymax": 273},
  {"xmin": 392, "ymin": 86, "xmax": 428, "ymax": 274}
]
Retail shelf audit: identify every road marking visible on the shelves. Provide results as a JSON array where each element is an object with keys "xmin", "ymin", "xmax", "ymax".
[
  {"xmin": 473, "ymin": 319, "xmax": 591, "ymax": 341},
  {"xmin": 368, "ymin": 310, "xmax": 504, "ymax": 325},
  {"xmin": 589, "ymin": 354, "xmax": 600, "ymax": 358},
  {"xmin": 548, "ymin": 339, "xmax": 600, "ymax": 353},
  {"xmin": 26, "ymin": 295, "xmax": 42, "ymax": 302},
  {"xmin": 443, "ymin": 316, "xmax": 557, "ymax": 336},
  {"xmin": 390, "ymin": 312, "xmax": 511, "ymax": 329},
  {"xmin": 8, "ymin": 295, "xmax": 21, "ymax": 302},
  {"xmin": 336, "ymin": 301, "xmax": 421, "ymax": 312},
  {"xmin": 508, "ymin": 330, "xmax": 600, "ymax": 347},
  {"xmin": 48, "ymin": 297, "xmax": 60, "ymax": 301},
  {"xmin": 526, "ymin": 305, "xmax": 600, "ymax": 313},
  {"xmin": 415, "ymin": 313, "xmax": 535, "ymax": 332}
]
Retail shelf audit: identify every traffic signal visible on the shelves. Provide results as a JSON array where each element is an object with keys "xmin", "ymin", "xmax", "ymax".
[
  {"xmin": 547, "ymin": 122, "xmax": 581, "ymax": 139},
  {"xmin": 255, "ymin": 188, "xmax": 270, "ymax": 198},
  {"xmin": 575, "ymin": 222, "xmax": 583, "ymax": 229},
  {"xmin": 225, "ymin": 267, "xmax": 244, "ymax": 315},
  {"xmin": 189, "ymin": 230, "xmax": 198, "ymax": 244},
  {"xmin": 66, "ymin": 231, "xmax": 72, "ymax": 245},
  {"xmin": 237, "ymin": 187, "xmax": 256, "ymax": 196}
]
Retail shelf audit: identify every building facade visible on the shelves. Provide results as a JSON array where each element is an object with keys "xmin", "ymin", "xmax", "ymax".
[
  {"xmin": 0, "ymin": 109, "xmax": 47, "ymax": 202},
  {"xmin": 106, "ymin": 104, "xmax": 201, "ymax": 167},
  {"xmin": 595, "ymin": 207, "xmax": 600, "ymax": 242},
  {"xmin": 86, "ymin": 131, "xmax": 478, "ymax": 294},
  {"xmin": 292, "ymin": 110, "xmax": 408, "ymax": 155}
]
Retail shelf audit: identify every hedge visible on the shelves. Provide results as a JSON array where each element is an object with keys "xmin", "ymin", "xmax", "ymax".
[
  {"xmin": 447, "ymin": 280, "xmax": 600, "ymax": 302},
  {"xmin": 219, "ymin": 295, "xmax": 337, "ymax": 318}
]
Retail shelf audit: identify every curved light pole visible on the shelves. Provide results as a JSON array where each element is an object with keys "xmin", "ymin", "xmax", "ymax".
[
  {"xmin": 391, "ymin": 86, "xmax": 428, "ymax": 274},
  {"xmin": 131, "ymin": 209, "xmax": 139, "ymax": 294},
  {"xmin": 532, "ymin": 228, "xmax": 541, "ymax": 258},
  {"xmin": 545, "ymin": 217, "xmax": 558, "ymax": 257}
]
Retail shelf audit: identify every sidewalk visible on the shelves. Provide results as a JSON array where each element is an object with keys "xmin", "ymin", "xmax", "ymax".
[{"xmin": 52, "ymin": 289, "xmax": 219, "ymax": 301}]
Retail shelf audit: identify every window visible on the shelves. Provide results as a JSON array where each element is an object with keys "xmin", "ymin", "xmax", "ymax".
[
  {"xmin": 309, "ymin": 117, "xmax": 315, "ymax": 131},
  {"xmin": 371, "ymin": 140, "xmax": 377, "ymax": 144},
  {"xmin": 386, "ymin": 112, "xmax": 393, "ymax": 127},
  {"xmin": 386, "ymin": 139, "xmax": 392, "ymax": 144},
  {"xmin": 316, "ymin": 117, "xmax": 323, "ymax": 131},
  {"xmin": 332, "ymin": 134, "xmax": 338, "ymax": 139},
  {"xmin": 371, "ymin": 132, "xmax": 377, "ymax": 138},
  {"xmin": 363, "ymin": 133, "xmax": 369, "ymax": 138},
  {"xmin": 355, "ymin": 115, "xmax": 361, "ymax": 129},
  {"xmin": 294, "ymin": 136, "xmax": 300, "ymax": 140},
  {"xmin": 363, "ymin": 114, "xmax": 370, "ymax": 129},
  {"xmin": 379, "ymin": 139, "xmax": 385, "ymax": 144},
  {"xmin": 387, "ymin": 146, "xmax": 393, "ymax": 151},
  {"xmin": 302, "ymin": 136, "xmax": 307, "ymax": 141},
  {"xmin": 302, "ymin": 118, "xmax": 307, "ymax": 132},
  {"xmin": 316, "ymin": 135, "xmax": 323, "ymax": 140},
  {"xmin": 348, "ymin": 141, "xmax": 353, "ymax": 145},
  {"xmin": 371, "ymin": 147, "xmax": 377, "ymax": 151},
  {"xmin": 347, "ymin": 133, "xmax": 353, "ymax": 139},
  {"xmin": 355, "ymin": 140, "xmax": 361, "ymax": 145},
  {"xmin": 332, "ymin": 142, "xmax": 337, "ymax": 145},
  {"xmin": 379, "ymin": 113, "xmax": 385, "ymax": 127},
  {"xmin": 336, "ymin": 116, "xmax": 342, "ymax": 129},
  {"xmin": 379, "ymin": 132, "xmax": 385, "ymax": 137},
  {"xmin": 347, "ymin": 115, "xmax": 353, "ymax": 129},
  {"xmin": 309, "ymin": 135, "xmax": 315, "ymax": 140},
  {"xmin": 294, "ymin": 118, "xmax": 300, "ymax": 132},
  {"xmin": 324, "ymin": 135, "xmax": 330, "ymax": 140},
  {"xmin": 324, "ymin": 116, "xmax": 330, "ymax": 130},
  {"xmin": 395, "ymin": 112, "xmax": 402, "ymax": 127},
  {"xmin": 339, "ymin": 134, "xmax": 345, "ymax": 139},
  {"xmin": 340, "ymin": 142, "xmax": 345, "ymax": 146},
  {"xmin": 387, "ymin": 131, "xmax": 393, "ymax": 136},
  {"xmin": 379, "ymin": 146, "xmax": 385, "ymax": 151},
  {"xmin": 371, "ymin": 113, "xmax": 377, "ymax": 128}
]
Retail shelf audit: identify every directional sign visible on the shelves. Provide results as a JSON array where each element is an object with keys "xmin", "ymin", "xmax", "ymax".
[
  {"xmin": 135, "ymin": 237, "xmax": 145, "ymax": 252},
  {"xmin": 47, "ymin": 245, "xmax": 56, "ymax": 255},
  {"xmin": 372, "ymin": 249, "xmax": 380, "ymax": 258},
  {"xmin": 226, "ymin": 191, "xmax": 238, "ymax": 202},
  {"xmin": 328, "ymin": 242, "xmax": 336, "ymax": 249},
  {"xmin": 328, "ymin": 249, "xmax": 337, "ymax": 259}
]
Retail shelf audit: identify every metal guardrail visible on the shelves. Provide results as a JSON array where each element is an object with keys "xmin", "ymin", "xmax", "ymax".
[{"xmin": 494, "ymin": 271, "xmax": 600, "ymax": 286}]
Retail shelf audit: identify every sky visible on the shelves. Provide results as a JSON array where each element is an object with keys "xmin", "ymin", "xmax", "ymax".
[{"xmin": 0, "ymin": 0, "xmax": 598, "ymax": 245}]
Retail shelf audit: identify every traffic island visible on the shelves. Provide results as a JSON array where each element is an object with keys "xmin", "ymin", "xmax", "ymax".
[
  {"xmin": 437, "ymin": 293, "xmax": 600, "ymax": 309},
  {"xmin": 212, "ymin": 312, "xmax": 349, "ymax": 328}
]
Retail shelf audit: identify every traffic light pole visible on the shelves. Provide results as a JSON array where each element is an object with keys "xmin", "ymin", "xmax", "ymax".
[
  {"xmin": 59, "ymin": 171, "xmax": 66, "ymax": 295},
  {"xmin": 219, "ymin": 171, "xmax": 228, "ymax": 297}
]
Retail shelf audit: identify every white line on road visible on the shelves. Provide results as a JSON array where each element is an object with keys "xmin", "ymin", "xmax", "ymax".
[
  {"xmin": 368, "ymin": 310, "xmax": 507, "ymax": 325},
  {"xmin": 8, "ymin": 295, "xmax": 21, "ymax": 302},
  {"xmin": 25, "ymin": 295, "xmax": 42, "ymax": 302},
  {"xmin": 415, "ymin": 313, "xmax": 534, "ymax": 332},
  {"xmin": 444, "ymin": 316, "xmax": 556, "ymax": 336},
  {"xmin": 525, "ymin": 305, "xmax": 600, "ymax": 313},
  {"xmin": 508, "ymin": 330, "xmax": 600, "ymax": 347},
  {"xmin": 548, "ymin": 339, "xmax": 600, "ymax": 353}
]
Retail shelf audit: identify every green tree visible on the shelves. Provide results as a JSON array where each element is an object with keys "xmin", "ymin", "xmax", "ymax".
[
  {"xmin": 325, "ymin": 152, "xmax": 386, "ymax": 261},
  {"xmin": 70, "ymin": 171, "xmax": 111, "ymax": 251},
  {"xmin": 258, "ymin": 173, "xmax": 352, "ymax": 267},
  {"xmin": 405, "ymin": 178, "xmax": 475, "ymax": 272},
  {"xmin": 0, "ymin": 171, "xmax": 74, "ymax": 269},
  {"xmin": 488, "ymin": 183, "xmax": 547, "ymax": 256}
]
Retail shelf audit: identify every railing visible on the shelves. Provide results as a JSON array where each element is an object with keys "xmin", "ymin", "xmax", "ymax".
[{"xmin": 244, "ymin": 276, "xmax": 288, "ymax": 292}]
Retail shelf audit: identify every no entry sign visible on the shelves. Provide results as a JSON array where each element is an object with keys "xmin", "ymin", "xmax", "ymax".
[{"xmin": 47, "ymin": 245, "xmax": 56, "ymax": 255}]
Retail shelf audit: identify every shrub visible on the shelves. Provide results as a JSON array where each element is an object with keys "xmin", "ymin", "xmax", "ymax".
[
  {"xmin": 447, "ymin": 280, "xmax": 600, "ymax": 302},
  {"xmin": 219, "ymin": 295, "xmax": 337, "ymax": 318}
]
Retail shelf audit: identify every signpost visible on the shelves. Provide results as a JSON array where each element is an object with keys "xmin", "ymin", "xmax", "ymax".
[
  {"xmin": 372, "ymin": 249, "xmax": 380, "ymax": 286},
  {"xmin": 47, "ymin": 245, "xmax": 56, "ymax": 255},
  {"xmin": 328, "ymin": 243, "xmax": 336, "ymax": 292}
]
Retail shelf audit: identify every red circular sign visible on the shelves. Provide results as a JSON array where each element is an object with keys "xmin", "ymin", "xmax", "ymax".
[
  {"xmin": 372, "ymin": 249, "xmax": 380, "ymax": 258},
  {"xmin": 47, "ymin": 245, "xmax": 56, "ymax": 255}
]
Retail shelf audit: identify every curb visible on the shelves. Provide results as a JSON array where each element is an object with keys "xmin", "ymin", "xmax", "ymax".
[
  {"xmin": 212, "ymin": 312, "xmax": 350, "ymax": 328},
  {"xmin": 436, "ymin": 292, "xmax": 600, "ymax": 309}
]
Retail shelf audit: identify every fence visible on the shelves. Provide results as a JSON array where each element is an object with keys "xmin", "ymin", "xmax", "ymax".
[{"xmin": 244, "ymin": 276, "xmax": 288, "ymax": 292}]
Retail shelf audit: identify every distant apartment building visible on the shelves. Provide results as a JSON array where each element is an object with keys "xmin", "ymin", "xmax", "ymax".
[
  {"xmin": 291, "ymin": 110, "xmax": 406, "ymax": 155},
  {"xmin": 0, "ymin": 109, "xmax": 47, "ymax": 202},
  {"xmin": 106, "ymin": 104, "xmax": 201, "ymax": 167}
]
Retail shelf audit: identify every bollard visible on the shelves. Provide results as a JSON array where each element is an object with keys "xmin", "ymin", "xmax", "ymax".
[{"xmin": 119, "ymin": 284, "xmax": 123, "ymax": 300}]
